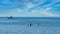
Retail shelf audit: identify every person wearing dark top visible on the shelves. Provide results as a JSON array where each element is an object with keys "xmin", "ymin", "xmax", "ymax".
[{"xmin": 29, "ymin": 24, "xmax": 32, "ymax": 27}]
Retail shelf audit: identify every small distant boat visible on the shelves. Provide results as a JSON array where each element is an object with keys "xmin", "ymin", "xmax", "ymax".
[{"xmin": 8, "ymin": 16, "xmax": 13, "ymax": 19}]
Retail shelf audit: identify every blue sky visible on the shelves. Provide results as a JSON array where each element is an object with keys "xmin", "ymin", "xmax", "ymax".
[{"xmin": 0, "ymin": 0, "xmax": 60, "ymax": 17}]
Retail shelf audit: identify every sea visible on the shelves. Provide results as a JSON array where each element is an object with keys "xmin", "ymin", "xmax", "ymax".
[{"xmin": 0, "ymin": 17, "xmax": 60, "ymax": 34}]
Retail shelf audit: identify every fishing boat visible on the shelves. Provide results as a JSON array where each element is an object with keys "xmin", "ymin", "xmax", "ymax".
[{"xmin": 8, "ymin": 16, "xmax": 13, "ymax": 19}]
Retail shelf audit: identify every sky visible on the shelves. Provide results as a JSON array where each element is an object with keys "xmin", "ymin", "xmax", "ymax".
[{"xmin": 0, "ymin": 0, "xmax": 60, "ymax": 17}]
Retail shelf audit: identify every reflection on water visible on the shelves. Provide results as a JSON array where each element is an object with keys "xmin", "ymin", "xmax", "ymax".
[{"xmin": 0, "ymin": 25, "xmax": 60, "ymax": 34}]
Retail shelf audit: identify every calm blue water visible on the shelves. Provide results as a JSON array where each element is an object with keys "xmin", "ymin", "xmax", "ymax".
[
  {"xmin": 0, "ymin": 17, "xmax": 60, "ymax": 26},
  {"xmin": 0, "ymin": 17, "xmax": 60, "ymax": 34}
]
